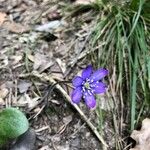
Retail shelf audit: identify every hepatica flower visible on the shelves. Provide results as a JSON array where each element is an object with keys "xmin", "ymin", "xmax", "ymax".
[{"xmin": 71, "ymin": 65, "xmax": 108, "ymax": 109}]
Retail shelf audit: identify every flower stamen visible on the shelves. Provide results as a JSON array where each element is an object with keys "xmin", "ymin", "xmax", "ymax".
[{"xmin": 84, "ymin": 81, "xmax": 90, "ymax": 89}]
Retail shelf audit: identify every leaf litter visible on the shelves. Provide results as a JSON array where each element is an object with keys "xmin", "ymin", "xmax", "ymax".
[{"xmin": 130, "ymin": 118, "xmax": 150, "ymax": 150}]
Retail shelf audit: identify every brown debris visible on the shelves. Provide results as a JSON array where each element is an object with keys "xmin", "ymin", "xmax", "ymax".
[
  {"xmin": 130, "ymin": 118, "xmax": 150, "ymax": 150},
  {"xmin": 2, "ymin": 21, "xmax": 30, "ymax": 33}
]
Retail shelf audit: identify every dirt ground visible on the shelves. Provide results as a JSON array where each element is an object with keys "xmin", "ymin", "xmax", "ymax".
[{"xmin": 0, "ymin": 0, "xmax": 110, "ymax": 149}]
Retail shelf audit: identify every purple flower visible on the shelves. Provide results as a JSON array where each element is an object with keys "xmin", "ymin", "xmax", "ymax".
[{"xmin": 71, "ymin": 65, "xmax": 108, "ymax": 109}]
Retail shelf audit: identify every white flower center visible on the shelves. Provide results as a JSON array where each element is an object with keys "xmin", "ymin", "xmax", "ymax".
[{"xmin": 84, "ymin": 82, "xmax": 90, "ymax": 89}]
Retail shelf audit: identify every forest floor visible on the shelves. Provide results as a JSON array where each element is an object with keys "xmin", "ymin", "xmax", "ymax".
[{"xmin": 0, "ymin": 0, "xmax": 108, "ymax": 149}]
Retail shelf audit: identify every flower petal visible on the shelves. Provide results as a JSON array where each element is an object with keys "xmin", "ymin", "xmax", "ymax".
[
  {"xmin": 82, "ymin": 65, "xmax": 93, "ymax": 80},
  {"xmin": 90, "ymin": 68, "xmax": 108, "ymax": 82},
  {"xmin": 83, "ymin": 91, "xmax": 96, "ymax": 108},
  {"xmin": 71, "ymin": 87, "xmax": 83, "ymax": 104},
  {"xmin": 72, "ymin": 76, "xmax": 83, "ymax": 87},
  {"xmin": 90, "ymin": 82, "xmax": 107, "ymax": 94}
]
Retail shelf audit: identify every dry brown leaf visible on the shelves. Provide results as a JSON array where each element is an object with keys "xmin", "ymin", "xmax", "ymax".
[
  {"xmin": 2, "ymin": 21, "xmax": 30, "ymax": 33},
  {"xmin": 0, "ymin": 88, "xmax": 8, "ymax": 99},
  {"xmin": 130, "ymin": 118, "xmax": 150, "ymax": 150},
  {"xmin": 75, "ymin": 0, "xmax": 95, "ymax": 5},
  {"xmin": 0, "ymin": 98, "xmax": 5, "ymax": 105},
  {"xmin": 18, "ymin": 94, "xmax": 39, "ymax": 108},
  {"xmin": 10, "ymin": 55, "xmax": 23, "ymax": 65},
  {"xmin": 0, "ymin": 12, "xmax": 7, "ymax": 26},
  {"xmin": 50, "ymin": 62, "xmax": 64, "ymax": 80},
  {"xmin": 18, "ymin": 81, "xmax": 32, "ymax": 93},
  {"xmin": 33, "ymin": 53, "xmax": 53, "ymax": 73},
  {"xmin": 24, "ymin": 94, "xmax": 39, "ymax": 108}
]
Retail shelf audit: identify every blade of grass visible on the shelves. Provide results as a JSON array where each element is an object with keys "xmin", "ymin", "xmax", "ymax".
[
  {"xmin": 130, "ymin": 54, "xmax": 137, "ymax": 130},
  {"xmin": 128, "ymin": 0, "xmax": 144, "ymax": 38}
]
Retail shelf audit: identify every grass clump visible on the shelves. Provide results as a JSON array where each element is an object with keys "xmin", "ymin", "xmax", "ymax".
[{"xmin": 88, "ymin": 0, "xmax": 150, "ymax": 148}]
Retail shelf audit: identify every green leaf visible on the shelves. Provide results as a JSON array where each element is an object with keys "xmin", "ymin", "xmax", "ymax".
[{"xmin": 0, "ymin": 107, "xmax": 29, "ymax": 146}]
